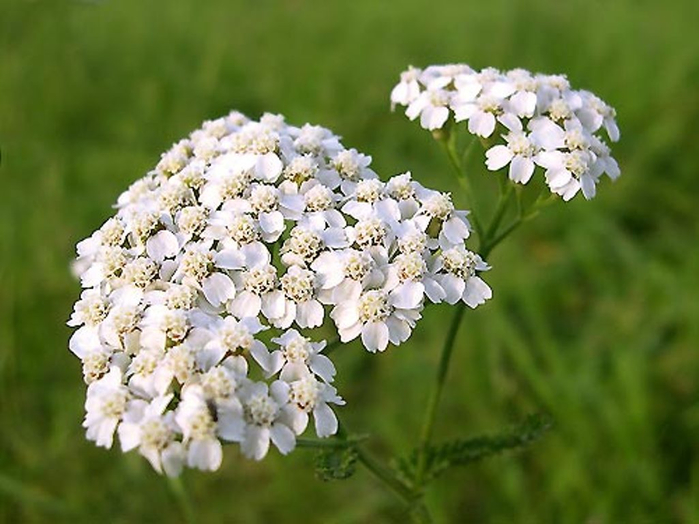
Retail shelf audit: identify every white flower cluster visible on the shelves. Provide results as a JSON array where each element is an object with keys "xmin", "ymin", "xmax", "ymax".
[
  {"xmin": 68, "ymin": 111, "xmax": 491, "ymax": 475},
  {"xmin": 391, "ymin": 64, "xmax": 621, "ymax": 200}
]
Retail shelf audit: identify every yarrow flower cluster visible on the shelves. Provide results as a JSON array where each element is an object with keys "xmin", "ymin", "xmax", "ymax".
[
  {"xmin": 68, "ymin": 111, "xmax": 491, "ymax": 475},
  {"xmin": 391, "ymin": 64, "xmax": 621, "ymax": 200}
]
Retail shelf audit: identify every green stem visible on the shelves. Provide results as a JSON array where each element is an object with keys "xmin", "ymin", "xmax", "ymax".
[
  {"xmin": 414, "ymin": 179, "xmax": 538, "ymax": 494},
  {"xmin": 355, "ymin": 447, "xmax": 416, "ymax": 505},
  {"xmin": 481, "ymin": 192, "xmax": 556, "ymax": 258},
  {"xmin": 296, "ymin": 435, "xmax": 368, "ymax": 449},
  {"xmin": 167, "ymin": 476, "xmax": 196, "ymax": 524},
  {"xmin": 303, "ymin": 418, "xmax": 422, "ymax": 518},
  {"xmin": 438, "ymin": 131, "xmax": 485, "ymax": 240},
  {"xmin": 482, "ymin": 181, "xmax": 513, "ymax": 249},
  {"xmin": 414, "ymin": 304, "xmax": 466, "ymax": 489}
]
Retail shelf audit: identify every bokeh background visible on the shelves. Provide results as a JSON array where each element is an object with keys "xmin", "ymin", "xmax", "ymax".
[{"xmin": 2, "ymin": 0, "xmax": 699, "ymax": 522}]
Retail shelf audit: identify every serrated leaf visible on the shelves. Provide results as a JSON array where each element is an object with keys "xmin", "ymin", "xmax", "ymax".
[
  {"xmin": 314, "ymin": 445, "xmax": 358, "ymax": 481},
  {"xmin": 396, "ymin": 413, "xmax": 552, "ymax": 485}
]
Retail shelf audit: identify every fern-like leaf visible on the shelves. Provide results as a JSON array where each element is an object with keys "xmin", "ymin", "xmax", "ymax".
[
  {"xmin": 396, "ymin": 413, "xmax": 553, "ymax": 485},
  {"xmin": 314, "ymin": 445, "xmax": 358, "ymax": 481}
]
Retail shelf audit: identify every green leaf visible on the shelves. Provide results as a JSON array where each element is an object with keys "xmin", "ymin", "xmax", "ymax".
[
  {"xmin": 314, "ymin": 445, "xmax": 358, "ymax": 482},
  {"xmin": 396, "ymin": 413, "xmax": 553, "ymax": 485}
]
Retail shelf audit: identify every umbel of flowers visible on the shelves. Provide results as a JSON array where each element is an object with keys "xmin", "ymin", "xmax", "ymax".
[
  {"xmin": 67, "ymin": 112, "xmax": 492, "ymax": 476},
  {"xmin": 391, "ymin": 64, "xmax": 620, "ymax": 201}
]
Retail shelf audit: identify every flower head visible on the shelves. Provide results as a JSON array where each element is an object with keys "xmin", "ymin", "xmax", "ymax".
[
  {"xmin": 392, "ymin": 64, "xmax": 620, "ymax": 200},
  {"xmin": 68, "ymin": 111, "xmax": 491, "ymax": 475}
]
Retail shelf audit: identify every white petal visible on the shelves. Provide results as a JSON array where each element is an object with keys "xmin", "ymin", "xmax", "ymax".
[
  {"xmin": 229, "ymin": 291, "xmax": 262, "ymax": 318},
  {"xmin": 485, "ymin": 145, "xmax": 514, "ymax": 171},
  {"xmin": 487, "ymin": 80, "xmax": 516, "ymax": 99},
  {"xmin": 453, "ymin": 103, "xmax": 476, "ymax": 122},
  {"xmin": 188, "ymin": 439, "xmax": 222, "ymax": 471},
  {"xmin": 261, "ymin": 290, "xmax": 285, "ymax": 320},
  {"xmin": 255, "ymin": 153, "xmax": 283, "ymax": 182},
  {"xmin": 545, "ymin": 168, "xmax": 572, "ymax": 189},
  {"xmin": 241, "ymin": 242, "xmax": 271, "ymax": 268},
  {"xmin": 498, "ymin": 112, "xmax": 522, "ymax": 132},
  {"xmin": 313, "ymin": 403, "xmax": 338, "ymax": 438},
  {"xmin": 443, "ymin": 216, "xmax": 471, "ymax": 244},
  {"xmin": 202, "ymin": 273, "xmax": 235, "ymax": 307},
  {"xmin": 322, "ymin": 227, "xmax": 348, "ymax": 249},
  {"xmin": 423, "ymin": 278, "xmax": 446, "ymax": 303},
  {"xmin": 535, "ymin": 150, "xmax": 565, "ymax": 170},
  {"xmin": 463, "ymin": 276, "xmax": 493, "ymax": 308},
  {"xmin": 215, "ymin": 248, "xmax": 245, "ymax": 270},
  {"xmin": 196, "ymin": 343, "xmax": 226, "ymax": 371},
  {"xmin": 440, "ymin": 274, "xmax": 466, "ymax": 305},
  {"xmin": 361, "ymin": 322, "xmax": 389, "ymax": 352},
  {"xmin": 385, "ymin": 317, "xmax": 410, "ymax": 345},
  {"xmin": 117, "ymin": 422, "xmax": 141, "ymax": 452},
  {"xmin": 69, "ymin": 327, "xmax": 101, "ymax": 358},
  {"xmin": 468, "ymin": 111, "xmax": 496, "ymax": 137},
  {"xmin": 242, "ymin": 426, "xmax": 270, "ymax": 460},
  {"xmin": 310, "ymin": 354, "xmax": 336, "ymax": 383},
  {"xmin": 421, "ymin": 106, "xmax": 449, "ymax": 130},
  {"xmin": 530, "ymin": 118, "xmax": 565, "ymax": 150},
  {"xmin": 270, "ymin": 423, "xmax": 296, "ymax": 454},
  {"xmin": 606, "ymin": 119, "xmax": 620, "ymax": 142},
  {"xmin": 389, "ymin": 281, "xmax": 425, "ymax": 310},
  {"xmin": 331, "ymin": 303, "xmax": 360, "ymax": 330},
  {"xmin": 509, "ymin": 156, "xmax": 535, "ymax": 184},
  {"xmin": 140, "ymin": 327, "xmax": 167, "ymax": 351},
  {"xmin": 217, "ymin": 412, "xmax": 245, "ymax": 442},
  {"xmin": 295, "ymin": 300, "xmax": 324, "ymax": 328},
  {"xmin": 510, "ymin": 91, "xmax": 537, "ymax": 117},
  {"xmin": 259, "ymin": 211, "xmax": 284, "ymax": 235},
  {"xmin": 339, "ymin": 322, "xmax": 362, "ymax": 343},
  {"xmin": 162, "ymin": 442, "xmax": 185, "ymax": 477},
  {"xmin": 285, "ymin": 408, "xmax": 309, "ymax": 435},
  {"xmin": 146, "ymin": 231, "xmax": 179, "ymax": 262},
  {"xmin": 405, "ymin": 96, "xmax": 428, "ymax": 120},
  {"xmin": 580, "ymin": 174, "xmax": 596, "ymax": 199}
]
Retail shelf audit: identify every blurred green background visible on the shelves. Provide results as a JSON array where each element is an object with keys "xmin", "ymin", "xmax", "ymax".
[{"xmin": 2, "ymin": 0, "xmax": 699, "ymax": 522}]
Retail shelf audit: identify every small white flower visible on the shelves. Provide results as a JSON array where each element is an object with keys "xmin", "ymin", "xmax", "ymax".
[
  {"xmin": 406, "ymin": 88, "xmax": 452, "ymax": 130},
  {"xmin": 390, "ymin": 66, "xmax": 422, "ymax": 108},
  {"xmin": 485, "ymin": 120, "xmax": 538, "ymax": 184},
  {"xmin": 311, "ymin": 247, "xmax": 385, "ymax": 305},
  {"xmin": 331, "ymin": 285, "xmax": 423, "ymax": 352},
  {"xmin": 200, "ymin": 315, "xmax": 268, "ymax": 372},
  {"xmin": 234, "ymin": 381, "xmax": 296, "ymax": 460},
  {"xmin": 264, "ymin": 329, "xmax": 337, "ymax": 382},
  {"xmin": 83, "ymin": 367, "xmax": 130, "ymax": 448},
  {"xmin": 276, "ymin": 266, "xmax": 324, "ymax": 329},
  {"xmin": 283, "ymin": 368, "xmax": 345, "ymax": 438},
  {"xmin": 415, "ymin": 188, "xmax": 471, "ymax": 249},
  {"xmin": 175, "ymin": 386, "xmax": 224, "ymax": 471},
  {"xmin": 436, "ymin": 247, "xmax": 492, "ymax": 308},
  {"xmin": 118, "ymin": 394, "xmax": 184, "ymax": 476}
]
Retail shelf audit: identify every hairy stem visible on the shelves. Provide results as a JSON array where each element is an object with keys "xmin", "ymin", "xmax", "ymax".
[
  {"xmin": 303, "ymin": 419, "xmax": 422, "ymax": 518},
  {"xmin": 355, "ymin": 447, "xmax": 416, "ymax": 506}
]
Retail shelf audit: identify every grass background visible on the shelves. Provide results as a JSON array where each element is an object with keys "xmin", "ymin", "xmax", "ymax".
[{"xmin": 1, "ymin": 0, "xmax": 698, "ymax": 522}]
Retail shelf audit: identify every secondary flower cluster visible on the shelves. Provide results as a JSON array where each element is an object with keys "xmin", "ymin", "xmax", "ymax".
[
  {"xmin": 391, "ymin": 64, "xmax": 620, "ymax": 200},
  {"xmin": 68, "ymin": 112, "xmax": 491, "ymax": 475}
]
